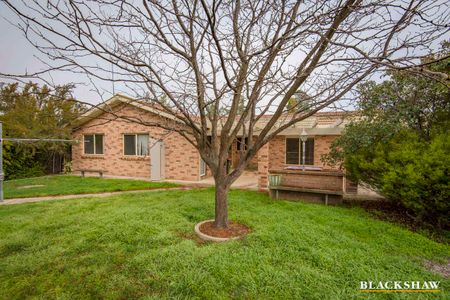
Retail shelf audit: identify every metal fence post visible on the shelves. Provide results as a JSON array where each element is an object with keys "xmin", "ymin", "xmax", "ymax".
[
  {"xmin": 0, "ymin": 128, "xmax": 79, "ymax": 201},
  {"xmin": 0, "ymin": 122, "xmax": 3, "ymax": 202}
]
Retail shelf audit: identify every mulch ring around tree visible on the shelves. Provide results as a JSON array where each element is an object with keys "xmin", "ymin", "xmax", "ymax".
[{"xmin": 198, "ymin": 220, "xmax": 251, "ymax": 240}]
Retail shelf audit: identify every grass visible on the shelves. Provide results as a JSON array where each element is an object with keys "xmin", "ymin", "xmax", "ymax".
[
  {"xmin": 3, "ymin": 175, "xmax": 179, "ymax": 199},
  {"xmin": 0, "ymin": 188, "xmax": 448, "ymax": 299}
]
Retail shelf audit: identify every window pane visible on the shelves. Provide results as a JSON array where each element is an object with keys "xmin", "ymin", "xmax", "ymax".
[
  {"xmin": 84, "ymin": 135, "xmax": 94, "ymax": 154},
  {"xmin": 286, "ymin": 138, "xmax": 299, "ymax": 164},
  {"xmin": 305, "ymin": 138, "xmax": 314, "ymax": 165},
  {"xmin": 124, "ymin": 135, "xmax": 136, "ymax": 155},
  {"xmin": 137, "ymin": 134, "xmax": 149, "ymax": 156},
  {"xmin": 200, "ymin": 159, "xmax": 206, "ymax": 176},
  {"xmin": 237, "ymin": 137, "xmax": 249, "ymax": 151},
  {"xmin": 95, "ymin": 135, "xmax": 103, "ymax": 154},
  {"xmin": 237, "ymin": 137, "xmax": 242, "ymax": 150},
  {"xmin": 301, "ymin": 138, "xmax": 315, "ymax": 165}
]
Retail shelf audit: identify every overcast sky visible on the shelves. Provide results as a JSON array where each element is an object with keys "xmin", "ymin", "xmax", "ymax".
[
  {"xmin": 0, "ymin": 2, "xmax": 362, "ymax": 110},
  {"xmin": 1, "ymin": 1, "xmax": 448, "ymax": 111},
  {"xmin": 0, "ymin": 7, "xmax": 112, "ymax": 104}
]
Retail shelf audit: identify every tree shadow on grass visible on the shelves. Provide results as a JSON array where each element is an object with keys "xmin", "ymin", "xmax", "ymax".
[{"xmin": 343, "ymin": 200, "xmax": 450, "ymax": 244}]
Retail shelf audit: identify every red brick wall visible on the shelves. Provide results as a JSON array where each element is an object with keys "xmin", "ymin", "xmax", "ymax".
[
  {"xmin": 267, "ymin": 135, "xmax": 338, "ymax": 170},
  {"xmin": 257, "ymin": 143, "xmax": 269, "ymax": 190},
  {"xmin": 164, "ymin": 131, "xmax": 201, "ymax": 180},
  {"xmin": 72, "ymin": 104, "xmax": 200, "ymax": 180},
  {"xmin": 268, "ymin": 136, "xmax": 285, "ymax": 170},
  {"xmin": 257, "ymin": 135, "xmax": 340, "ymax": 190},
  {"xmin": 314, "ymin": 135, "xmax": 336, "ymax": 167}
]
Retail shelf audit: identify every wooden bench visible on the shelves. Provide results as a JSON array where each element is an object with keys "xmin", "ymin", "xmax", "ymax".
[
  {"xmin": 269, "ymin": 185, "xmax": 343, "ymax": 205},
  {"xmin": 76, "ymin": 169, "xmax": 107, "ymax": 178}
]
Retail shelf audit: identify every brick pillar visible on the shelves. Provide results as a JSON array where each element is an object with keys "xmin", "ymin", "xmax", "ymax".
[{"xmin": 257, "ymin": 143, "xmax": 269, "ymax": 191}]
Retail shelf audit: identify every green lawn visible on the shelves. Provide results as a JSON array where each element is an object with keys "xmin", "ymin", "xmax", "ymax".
[
  {"xmin": 0, "ymin": 189, "xmax": 448, "ymax": 299},
  {"xmin": 4, "ymin": 175, "xmax": 179, "ymax": 199}
]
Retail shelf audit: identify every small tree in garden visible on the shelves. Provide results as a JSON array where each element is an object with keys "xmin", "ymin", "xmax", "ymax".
[
  {"xmin": 1, "ymin": 0, "xmax": 449, "ymax": 228},
  {"xmin": 0, "ymin": 82, "xmax": 85, "ymax": 179},
  {"xmin": 322, "ymin": 51, "xmax": 450, "ymax": 228}
]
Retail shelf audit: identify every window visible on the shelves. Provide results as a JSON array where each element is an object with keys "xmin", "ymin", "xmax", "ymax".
[
  {"xmin": 200, "ymin": 159, "xmax": 206, "ymax": 176},
  {"xmin": 124, "ymin": 134, "xmax": 149, "ymax": 156},
  {"xmin": 237, "ymin": 137, "xmax": 249, "ymax": 151},
  {"xmin": 302, "ymin": 138, "xmax": 315, "ymax": 165},
  {"xmin": 84, "ymin": 134, "xmax": 103, "ymax": 154},
  {"xmin": 286, "ymin": 138, "xmax": 300, "ymax": 164},
  {"xmin": 124, "ymin": 135, "xmax": 136, "ymax": 155},
  {"xmin": 285, "ymin": 138, "xmax": 314, "ymax": 165}
]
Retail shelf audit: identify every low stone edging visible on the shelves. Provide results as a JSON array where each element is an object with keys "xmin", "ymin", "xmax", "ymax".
[{"xmin": 194, "ymin": 219, "xmax": 243, "ymax": 242}]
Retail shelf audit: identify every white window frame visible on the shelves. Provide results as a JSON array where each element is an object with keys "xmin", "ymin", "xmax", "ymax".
[
  {"xmin": 123, "ymin": 133, "xmax": 149, "ymax": 156},
  {"xmin": 285, "ymin": 137, "xmax": 314, "ymax": 166},
  {"xmin": 200, "ymin": 158, "xmax": 206, "ymax": 176},
  {"xmin": 84, "ymin": 134, "xmax": 104, "ymax": 155}
]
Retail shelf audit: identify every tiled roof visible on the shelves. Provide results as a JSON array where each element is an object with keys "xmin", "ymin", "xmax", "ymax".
[{"xmin": 75, "ymin": 94, "xmax": 356, "ymax": 136}]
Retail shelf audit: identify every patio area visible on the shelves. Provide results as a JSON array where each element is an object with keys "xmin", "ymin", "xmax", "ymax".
[
  {"xmin": 168, "ymin": 170, "xmax": 259, "ymax": 190},
  {"xmin": 203, "ymin": 171, "xmax": 258, "ymax": 190}
]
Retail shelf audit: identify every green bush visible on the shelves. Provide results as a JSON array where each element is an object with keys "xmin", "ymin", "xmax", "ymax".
[
  {"xmin": 0, "ymin": 82, "xmax": 84, "ymax": 180},
  {"xmin": 3, "ymin": 143, "xmax": 45, "ymax": 180},
  {"xmin": 63, "ymin": 161, "xmax": 72, "ymax": 174},
  {"xmin": 322, "ymin": 53, "xmax": 450, "ymax": 230},
  {"xmin": 6, "ymin": 164, "xmax": 45, "ymax": 180},
  {"xmin": 343, "ymin": 131, "xmax": 449, "ymax": 229}
]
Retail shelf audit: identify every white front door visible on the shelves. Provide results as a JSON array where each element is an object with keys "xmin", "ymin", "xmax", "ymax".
[{"xmin": 150, "ymin": 139, "xmax": 164, "ymax": 180}]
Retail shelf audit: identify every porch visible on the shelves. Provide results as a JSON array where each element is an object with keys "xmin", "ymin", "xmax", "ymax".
[{"xmin": 255, "ymin": 129, "xmax": 364, "ymax": 204}]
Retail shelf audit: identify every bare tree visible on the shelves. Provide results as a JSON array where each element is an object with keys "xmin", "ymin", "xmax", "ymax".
[{"xmin": 1, "ymin": 0, "xmax": 449, "ymax": 228}]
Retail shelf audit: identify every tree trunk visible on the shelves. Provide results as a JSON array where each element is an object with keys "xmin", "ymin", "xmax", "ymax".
[{"xmin": 214, "ymin": 179, "xmax": 230, "ymax": 229}]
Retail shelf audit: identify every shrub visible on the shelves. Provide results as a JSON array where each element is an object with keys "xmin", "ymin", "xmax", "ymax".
[
  {"xmin": 343, "ymin": 131, "xmax": 449, "ymax": 229},
  {"xmin": 7, "ymin": 164, "xmax": 46, "ymax": 180},
  {"xmin": 3, "ymin": 143, "xmax": 46, "ymax": 180},
  {"xmin": 63, "ymin": 161, "xmax": 72, "ymax": 174},
  {"xmin": 0, "ymin": 82, "xmax": 84, "ymax": 180},
  {"xmin": 322, "ymin": 55, "xmax": 450, "ymax": 230}
]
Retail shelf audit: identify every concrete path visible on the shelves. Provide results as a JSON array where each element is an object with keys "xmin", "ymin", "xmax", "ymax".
[
  {"xmin": 1, "ymin": 171, "xmax": 259, "ymax": 206},
  {"xmin": 167, "ymin": 172, "xmax": 259, "ymax": 191},
  {"xmin": 0, "ymin": 187, "xmax": 192, "ymax": 206}
]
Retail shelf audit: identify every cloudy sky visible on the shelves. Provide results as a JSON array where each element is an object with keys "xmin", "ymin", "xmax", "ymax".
[
  {"xmin": 0, "ymin": 7, "xmax": 112, "ymax": 104},
  {"xmin": 1, "ymin": 1, "xmax": 448, "ymax": 111}
]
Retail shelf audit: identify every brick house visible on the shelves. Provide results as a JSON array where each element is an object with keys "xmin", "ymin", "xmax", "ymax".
[
  {"xmin": 72, "ymin": 94, "xmax": 358, "ymax": 201},
  {"xmin": 72, "ymin": 94, "xmax": 203, "ymax": 181}
]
